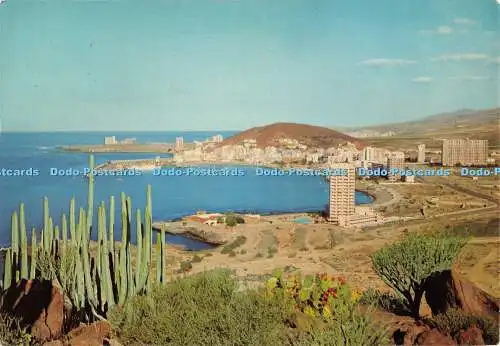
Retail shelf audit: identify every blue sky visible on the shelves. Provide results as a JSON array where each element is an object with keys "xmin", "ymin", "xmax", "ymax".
[{"xmin": 0, "ymin": 0, "xmax": 498, "ymax": 131}]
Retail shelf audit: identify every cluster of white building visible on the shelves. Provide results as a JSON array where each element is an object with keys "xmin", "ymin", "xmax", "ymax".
[
  {"xmin": 173, "ymin": 139, "xmax": 362, "ymax": 165},
  {"xmin": 104, "ymin": 136, "xmax": 137, "ymax": 145}
]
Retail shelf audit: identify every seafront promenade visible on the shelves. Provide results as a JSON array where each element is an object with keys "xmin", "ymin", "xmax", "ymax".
[{"xmin": 60, "ymin": 143, "xmax": 179, "ymax": 153}]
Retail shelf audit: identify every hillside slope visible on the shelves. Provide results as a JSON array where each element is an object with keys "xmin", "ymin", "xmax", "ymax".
[
  {"xmin": 221, "ymin": 123, "xmax": 365, "ymax": 149},
  {"xmin": 345, "ymin": 108, "xmax": 499, "ymax": 149}
]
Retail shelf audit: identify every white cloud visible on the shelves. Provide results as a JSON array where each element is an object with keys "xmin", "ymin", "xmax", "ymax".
[
  {"xmin": 432, "ymin": 53, "xmax": 490, "ymax": 62},
  {"xmin": 359, "ymin": 59, "xmax": 417, "ymax": 67},
  {"xmin": 437, "ymin": 26, "xmax": 453, "ymax": 35},
  {"xmin": 412, "ymin": 77, "xmax": 433, "ymax": 83},
  {"xmin": 419, "ymin": 25, "xmax": 453, "ymax": 35},
  {"xmin": 490, "ymin": 57, "xmax": 500, "ymax": 64},
  {"xmin": 449, "ymin": 76, "xmax": 491, "ymax": 81},
  {"xmin": 453, "ymin": 17, "xmax": 476, "ymax": 25}
]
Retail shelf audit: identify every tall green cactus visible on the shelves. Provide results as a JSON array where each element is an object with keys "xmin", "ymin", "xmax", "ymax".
[
  {"xmin": 3, "ymin": 155, "xmax": 166, "ymax": 322},
  {"xmin": 109, "ymin": 196, "xmax": 115, "ymax": 255},
  {"xmin": 30, "ymin": 228, "xmax": 37, "ymax": 280},
  {"xmin": 19, "ymin": 204, "xmax": 28, "ymax": 279},
  {"xmin": 61, "ymin": 213, "xmax": 68, "ymax": 257},
  {"xmin": 87, "ymin": 155, "xmax": 95, "ymax": 230},
  {"xmin": 43, "ymin": 196, "xmax": 49, "ymax": 252},
  {"xmin": 135, "ymin": 209, "xmax": 142, "ymax": 289},
  {"xmin": 69, "ymin": 198, "xmax": 76, "ymax": 246},
  {"xmin": 3, "ymin": 248, "xmax": 12, "ymax": 291},
  {"xmin": 11, "ymin": 212, "xmax": 19, "ymax": 282},
  {"xmin": 161, "ymin": 230, "xmax": 167, "ymax": 285}
]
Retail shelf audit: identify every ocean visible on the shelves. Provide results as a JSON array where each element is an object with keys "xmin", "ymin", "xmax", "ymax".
[{"xmin": 0, "ymin": 131, "xmax": 372, "ymax": 250}]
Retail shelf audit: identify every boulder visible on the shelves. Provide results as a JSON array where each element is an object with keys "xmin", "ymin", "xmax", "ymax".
[
  {"xmin": 392, "ymin": 320, "xmax": 458, "ymax": 346},
  {"xmin": 457, "ymin": 326, "xmax": 485, "ymax": 345},
  {"xmin": 0, "ymin": 279, "xmax": 64, "ymax": 342},
  {"xmin": 66, "ymin": 321, "xmax": 111, "ymax": 346},
  {"xmin": 424, "ymin": 268, "xmax": 500, "ymax": 319},
  {"xmin": 43, "ymin": 341, "xmax": 64, "ymax": 346},
  {"xmin": 103, "ymin": 338, "xmax": 124, "ymax": 346},
  {"xmin": 415, "ymin": 329, "xmax": 456, "ymax": 345}
]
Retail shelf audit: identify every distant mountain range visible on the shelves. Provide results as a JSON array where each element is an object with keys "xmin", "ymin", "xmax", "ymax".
[
  {"xmin": 339, "ymin": 108, "xmax": 499, "ymax": 139},
  {"xmin": 342, "ymin": 108, "xmax": 499, "ymax": 149},
  {"xmin": 221, "ymin": 122, "xmax": 365, "ymax": 149}
]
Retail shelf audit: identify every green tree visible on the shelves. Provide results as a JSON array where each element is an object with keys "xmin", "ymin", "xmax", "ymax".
[{"xmin": 371, "ymin": 234, "xmax": 467, "ymax": 318}]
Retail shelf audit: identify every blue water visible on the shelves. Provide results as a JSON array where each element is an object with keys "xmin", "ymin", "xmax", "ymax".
[
  {"xmin": 0, "ymin": 132, "xmax": 372, "ymax": 250},
  {"xmin": 294, "ymin": 217, "xmax": 313, "ymax": 225}
]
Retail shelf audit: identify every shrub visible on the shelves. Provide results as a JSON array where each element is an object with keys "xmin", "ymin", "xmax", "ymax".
[
  {"xmin": 431, "ymin": 308, "xmax": 499, "ymax": 345},
  {"xmin": 191, "ymin": 255, "xmax": 203, "ymax": 263},
  {"xmin": 226, "ymin": 216, "xmax": 238, "ymax": 227},
  {"xmin": 359, "ymin": 288, "xmax": 410, "ymax": 315},
  {"xmin": 294, "ymin": 309, "xmax": 389, "ymax": 346},
  {"xmin": 265, "ymin": 270, "xmax": 361, "ymax": 318},
  {"xmin": 0, "ymin": 313, "xmax": 31, "ymax": 345},
  {"xmin": 228, "ymin": 251, "xmax": 237, "ymax": 257},
  {"xmin": 267, "ymin": 270, "xmax": 387, "ymax": 345},
  {"xmin": 179, "ymin": 261, "xmax": 192, "ymax": 273},
  {"xmin": 240, "ymin": 249, "xmax": 247, "ymax": 255},
  {"xmin": 221, "ymin": 236, "xmax": 247, "ymax": 254},
  {"xmin": 371, "ymin": 234, "xmax": 467, "ymax": 318},
  {"xmin": 267, "ymin": 247, "xmax": 278, "ymax": 258},
  {"xmin": 108, "ymin": 269, "xmax": 293, "ymax": 345},
  {"xmin": 224, "ymin": 213, "xmax": 244, "ymax": 227}
]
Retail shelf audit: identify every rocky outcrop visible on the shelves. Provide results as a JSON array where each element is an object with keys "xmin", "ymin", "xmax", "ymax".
[
  {"xmin": 424, "ymin": 268, "xmax": 500, "ymax": 319},
  {"xmin": 153, "ymin": 222, "xmax": 229, "ymax": 245},
  {"xmin": 457, "ymin": 326, "xmax": 485, "ymax": 345},
  {"xmin": 392, "ymin": 320, "xmax": 456, "ymax": 346},
  {"xmin": 0, "ymin": 279, "xmax": 64, "ymax": 342},
  {"xmin": 65, "ymin": 321, "xmax": 112, "ymax": 346},
  {"xmin": 415, "ymin": 329, "xmax": 456, "ymax": 345}
]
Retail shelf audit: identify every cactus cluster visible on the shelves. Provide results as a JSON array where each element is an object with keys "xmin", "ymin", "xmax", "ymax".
[
  {"xmin": 265, "ymin": 270, "xmax": 359, "ymax": 318},
  {"xmin": 1, "ymin": 155, "xmax": 167, "ymax": 320}
]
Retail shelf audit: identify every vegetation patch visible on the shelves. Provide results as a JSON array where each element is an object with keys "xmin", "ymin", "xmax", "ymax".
[
  {"xmin": 267, "ymin": 246, "xmax": 278, "ymax": 258},
  {"xmin": 258, "ymin": 230, "xmax": 278, "ymax": 256},
  {"xmin": 430, "ymin": 308, "xmax": 499, "ymax": 345},
  {"xmin": 221, "ymin": 236, "xmax": 247, "ymax": 254},
  {"xmin": 191, "ymin": 255, "xmax": 203, "ymax": 263},
  {"xmin": 359, "ymin": 288, "xmax": 410, "ymax": 315},
  {"xmin": 223, "ymin": 213, "xmax": 245, "ymax": 227},
  {"xmin": 371, "ymin": 233, "xmax": 467, "ymax": 318},
  {"xmin": 0, "ymin": 313, "xmax": 31, "ymax": 345},
  {"xmin": 291, "ymin": 228, "xmax": 307, "ymax": 250},
  {"xmin": 109, "ymin": 269, "xmax": 388, "ymax": 346}
]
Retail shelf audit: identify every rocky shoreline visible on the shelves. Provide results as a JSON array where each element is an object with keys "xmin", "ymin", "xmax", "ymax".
[{"xmin": 152, "ymin": 222, "xmax": 231, "ymax": 246}]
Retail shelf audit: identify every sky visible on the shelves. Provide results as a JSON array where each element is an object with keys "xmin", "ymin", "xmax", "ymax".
[{"xmin": 0, "ymin": 0, "xmax": 498, "ymax": 132}]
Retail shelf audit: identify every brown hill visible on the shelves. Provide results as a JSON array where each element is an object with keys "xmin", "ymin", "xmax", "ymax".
[{"xmin": 221, "ymin": 123, "xmax": 365, "ymax": 149}]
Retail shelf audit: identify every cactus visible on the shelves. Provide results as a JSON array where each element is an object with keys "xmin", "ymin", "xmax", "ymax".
[
  {"xmin": 70, "ymin": 198, "xmax": 76, "ymax": 246},
  {"xmin": 3, "ymin": 248, "xmax": 12, "ymax": 291},
  {"xmin": 4, "ymin": 155, "xmax": 165, "ymax": 321},
  {"xmin": 161, "ymin": 230, "xmax": 167, "ymax": 285},
  {"xmin": 61, "ymin": 213, "xmax": 68, "ymax": 257},
  {"xmin": 109, "ymin": 196, "xmax": 115, "ymax": 255},
  {"xmin": 30, "ymin": 228, "xmax": 37, "ymax": 279},
  {"xmin": 43, "ymin": 196, "xmax": 49, "ymax": 252},
  {"xmin": 156, "ymin": 233, "xmax": 161, "ymax": 284},
  {"xmin": 48, "ymin": 217, "xmax": 54, "ymax": 254},
  {"xmin": 135, "ymin": 209, "xmax": 142, "ymax": 289},
  {"xmin": 19, "ymin": 204, "xmax": 28, "ymax": 279},
  {"xmin": 87, "ymin": 155, "xmax": 94, "ymax": 230},
  {"xmin": 11, "ymin": 211, "xmax": 19, "ymax": 282}
]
